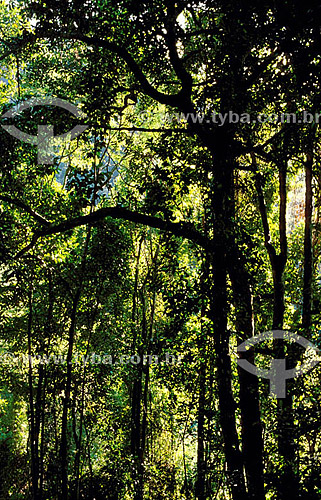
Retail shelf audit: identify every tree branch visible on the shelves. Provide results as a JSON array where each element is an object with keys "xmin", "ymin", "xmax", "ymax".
[
  {"xmin": 278, "ymin": 161, "xmax": 287, "ymax": 261},
  {"xmin": 165, "ymin": 1, "xmax": 193, "ymax": 99},
  {"xmin": 245, "ymin": 48, "xmax": 281, "ymax": 88},
  {"xmin": 0, "ymin": 195, "xmax": 51, "ymax": 226},
  {"xmin": 251, "ymin": 153, "xmax": 276, "ymax": 264},
  {"xmin": 58, "ymin": 33, "xmax": 185, "ymax": 108},
  {"xmin": 14, "ymin": 206, "xmax": 212, "ymax": 259}
]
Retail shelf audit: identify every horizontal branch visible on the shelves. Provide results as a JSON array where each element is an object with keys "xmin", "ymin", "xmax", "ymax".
[{"xmin": 15, "ymin": 206, "xmax": 212, "ymax": 259}]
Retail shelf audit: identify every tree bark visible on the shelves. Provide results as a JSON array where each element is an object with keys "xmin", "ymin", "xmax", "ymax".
[
  {"xmin": 27, "ymin": 288, "xmax": 41, "ymax": 500},
  {"xmin": 209, "ymin": 150, "xmax": 247, "ymax": 500},
  {"xmin": 59, "ymin": 229, "xmax": 91, "ymax": 500},
  {"xmin": 228, "ymin": 245, "xmax": 265, "ymax": 500},
  {"xmin": 196, "ymin": 350, "xmax": 206, "ymax": 500},
  {"xmin": 302, "ymin": 152, "xmax": 313, "ymax": 330},
  {"xmin": 255, "ymin": 156, "xmax": 298, "ymax": 499}
]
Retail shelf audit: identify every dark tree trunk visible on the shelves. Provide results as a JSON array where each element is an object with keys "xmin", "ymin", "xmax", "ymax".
[
  {"xmin": 228, "ymin": 245, "xmax": 265, "ymax": 500},
  {"xmin": 73, "ymin": 284, "xmax": 104, "ymax": 500},
  {"xmin": 275, "ymin": 163, "xmax": 298, "ymax": 500},
  {"xmin": 59, "ymin": 229, "xmax": 91, "ymax": 500},
  {"xmin": 255, "ymin": 157, "xmax": 298, "ymax": 499},
  {"xmin": 196, "ymin": 258, "xmax": 209, "ymax": 500},
  {"xmin": 302, "ymin": 152, "xmax": 313, "ymax": 330},
  {"xmin": 131, "ymin": 289, "xmax": 147, "ymax": 500},
  {"xmin": 38, "ymin": 269, "xmax": 53, "ymax": 499},
  {"xmin": 196, "ymin": 354, "xmax": 206, "ymax": 500},
  {"xmin": 60, "ymin": 288, "xmax": 82, "ymax": 500},
  {"xmin": 209, "ymin": 150, "xmax": 247, "ymax": 500},
  {"xmin": 130, "ymin": 238, "xmax": 144, "ymax": 500},
  {"xmin": 27, "ymin": 288, "xmax": 41, "ymax": 500}
]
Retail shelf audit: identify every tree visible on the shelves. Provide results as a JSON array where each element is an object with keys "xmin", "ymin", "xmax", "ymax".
[{"xmin": 1, "ymin": 1, "xmax": 321, "ymax": 499}]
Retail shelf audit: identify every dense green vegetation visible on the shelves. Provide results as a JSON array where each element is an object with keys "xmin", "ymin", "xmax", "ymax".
[{"xmin": 1, "ymin": 1, "xmax": 321, "ymax": 499}]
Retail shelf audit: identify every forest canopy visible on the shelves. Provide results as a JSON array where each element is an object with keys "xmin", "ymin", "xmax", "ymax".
[{"xmin": 0, "ymin": 1, "xmax": 321, "ymax": 499}]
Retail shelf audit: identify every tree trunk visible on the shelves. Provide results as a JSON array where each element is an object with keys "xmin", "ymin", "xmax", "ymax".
[
  {"xmin": 255, "ymin": 157, "xmax": 298, "ymax": 499},
  {"xmin": 60, "ymin": 289, "xmax": 82, "ymax": 500},
  {"xmin": 275, "ymin": 163, "xmax": 298, "ymax": 500},
  {"xmin": 228, "ymin": 246, "xmax": 265, "ymax": 500},
  {"xmin": 27, "ymin": 288, "xmax": 41, "ymax": 500},
  {"xmin": 210, "ymin": 151, "xmax": 247, "ymax": 500},
  {"xmin": 196, "ymin": 258, "xmax": 209, "ymax": 500},
  {"xmin": 196, "ymin": 353, "xmax": 206, "ymax": 500},
  {"xmin": 131, "ymin": 290, "xmax": 147, "ymax": 500},
  {"xmin": 302, "ymin": 152, "xmax": 313, "ymax": 330},
  {"xmin": 60, "ymin": 229, "xmax": 91, "ymax": 500}
]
